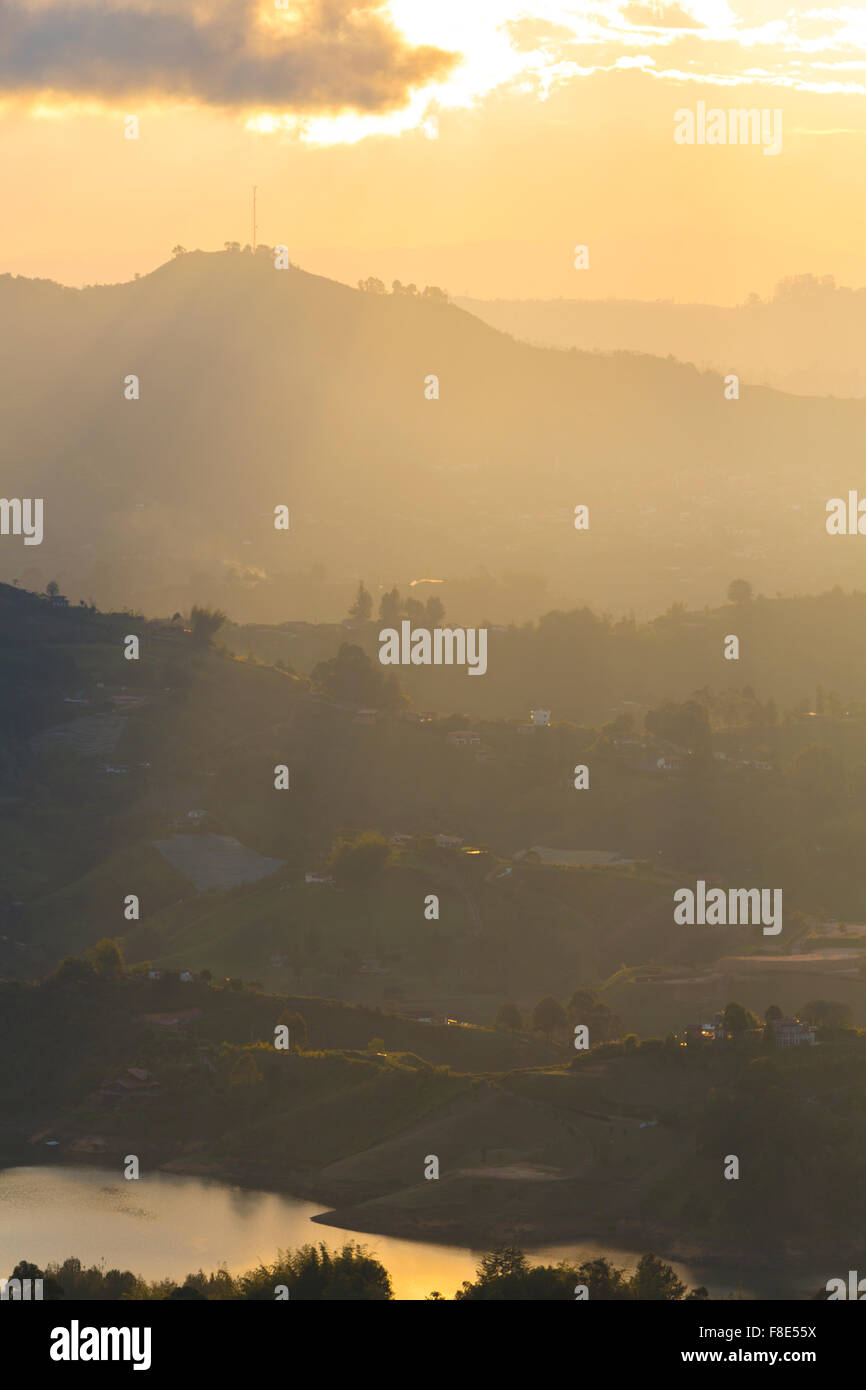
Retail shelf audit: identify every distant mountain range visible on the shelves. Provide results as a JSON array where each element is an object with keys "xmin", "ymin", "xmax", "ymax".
[
  {"xmin": 456, "ymin": 275, "xmax": 866, "ymax": 398},
  {"xmin": 1, "ymin": 253, "xmax": 865, "ymax": 624}
]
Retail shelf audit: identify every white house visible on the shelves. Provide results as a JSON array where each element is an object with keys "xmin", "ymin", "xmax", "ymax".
[{"xmin": 772, "ymin": 1017, "xmax": 816, "ymax": 1048}]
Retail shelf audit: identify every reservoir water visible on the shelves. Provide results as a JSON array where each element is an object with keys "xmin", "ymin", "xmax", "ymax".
[{"xmin": 0, "ymin": 1165, "xmax": 821, "ymax": 1300}]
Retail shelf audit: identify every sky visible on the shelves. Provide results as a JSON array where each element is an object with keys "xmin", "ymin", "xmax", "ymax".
[{"xmin": 1, "ymin": 0, "xmax": 866, "ymax": 300}]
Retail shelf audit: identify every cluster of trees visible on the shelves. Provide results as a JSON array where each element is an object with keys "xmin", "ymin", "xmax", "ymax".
[
  {"xmin": 494, "ymin": 994, "xmax": 859, "ymax": 1055},
  {"xmin": 311, "ymin": 642, "xmax": 406, "ymax": 711},
  {"xmin": 716, "ymin": 1000, "xmax": 854, "ymax": 1043},
  {"xmin": 4, "ymin": 1246, "xmax": 704, "ymax": 1301},
  {"xmin": 327, "ymin": 831, "xmax": 393, "ymax": 890},
  {"xmin": 346, "ymin": 580, "xmax": 445, "ymax": 629},
  {"xmin": 3, "ymin": 1244, "xmax": 391, "ymax": 1301},
  {"xmin": 357, "ymin": 277, "xmax": 447, "ymax": 301},
  {"xmin": 451, "ymin": 1249, "xmax": 707, "ymax": 1302},
  {"xmin": 496, "ymin": 989, "xmax": 622, "ymax": 1046},
  {"xmin": 171, "ymin": 244, "xmax": 278, "ymax": 260}
]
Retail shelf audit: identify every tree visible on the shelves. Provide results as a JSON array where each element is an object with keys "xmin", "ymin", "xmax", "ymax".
[
  {"xmin": 85, "ymin": 937, "xmax": 124, "ymax": 978},
  {"xmin": 629, "ymin": 1253, "xmax": 687, "ymax": 1301},
  {"xmin": 10, "ymin": 1261, "xmax": 63, "ymax": 1301},
  {"xmin": 46, "ymin": 580, "xmax": 59, "ymax": 598},
  {"xmin": 357, "ymin": 276, "xmax": 386, "ymax": 294},
  {"xmin": 424, "ymin": 595, "xmax": 446, "ymax": 626},
  {"xmin": 312, "ymin": 642, "xmax": 405, "ymax": 710},
  {"xmin": 53, "ymin": 955, "xmax": 96, "ymax": 986},
  {"xmin": 378, "ymin": 587, "xmax": 402, "ymax": 626},
  {"xmin": 328, "ymin": 832, "xmax": 392, "ymax": 890},
  {"xmin": 348, "ymin": 581, "xmax": 373, "ymax": 622},
  {"xmin": 532, "ymin": 995, "xmax": 566, "ymax": 1044},
  {"xmin": 799, "ymin": 999, "xmax": 851, "ymax": 1029},
  {"xmin": 454, "ymin": 1247, "xmax": 700, "ymax": 1301},
  {"xmin": 240, "ymin": 1243, "xmax": 392, "ymax": 1301},
  {"xmin": 727, "ymin": 578, "xmax": 753, "ymax": 603},
  {"xmin": 495, "ymin": 1001, "xmax": 523, "ymax": 1032},
  {"xmin": 567, "ymin": 989, "xmax": 621, "ymax": 1043},
  {"xmin": 189, "ymin": 605, "xmax": 226, "ymax": 648},
  {"xmin": 171, "ymin": 245, "xmax": 187, "ymax": 257},
  {"xmin": 723, "ymin": 1001, "xmax": 757, "ymax": 1037},
  {"xmin": 765, "ymin": 1004, "xmax": 782, "ymax": 1022}
]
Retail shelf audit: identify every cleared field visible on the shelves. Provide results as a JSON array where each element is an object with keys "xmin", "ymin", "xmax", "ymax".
[
  {"xmin": 31, "ymin": 714, "xmax": 127, "ymax": 758},
  {"xmin": 153, "ymin": 833, "xmax": 285, "ymax": 891}
]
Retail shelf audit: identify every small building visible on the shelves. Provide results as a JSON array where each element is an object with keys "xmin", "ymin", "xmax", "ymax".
[
  {"xmin": 434, "ymin": 834, "xmax": 463, "ymax": 849},
  {"xmin": 99, "ymin": 1067, "xmax": 160, "ymax": 1102},
  {"xmin": 531, "ymin": 709, "xmax": 551, "ymax": 726},
  {"xmin": 772, "ymin": 1017, "xmax": 816, "ymax": 1048},
  {"xmin": 686, "ymin": 1012, "xmax": 727, "ymax": 1042},
  {"xmin": 448, "ymin": 730, "xmax": 480, "ymax": 747},
  {"xmin": 516, "ymin": 847, "xmax": 632, "ymax": 869},
  {"xmin": 179, "ymin": 970, "xmax": 193, "ymax": 983}
]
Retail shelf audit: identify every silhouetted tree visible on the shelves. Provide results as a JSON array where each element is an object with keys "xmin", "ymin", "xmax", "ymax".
[
  {"xmin": 727, "ymin": 578, "xmax": 753, "ymax": 603},
  {"xmin": 348, "ymin": 581, "xmax": 373, "ymax": 622},
  {"xmin": 328, "ymin": 832, "xmax": 392, "ymax": 890},
  {"xmin": 189, "ymin": 605, "xmax": 226, "ymax": 648},
  {"xmin": 495, "ymin": 1001, "xmax": 523, "ymax": 1032},
  {"xmin": 532, "ymin": 995, "xmax": 566, "ymax": 1044},
  {"xmin": 85, "ymin": 938, "xmax": 124, "ymax": 978}
]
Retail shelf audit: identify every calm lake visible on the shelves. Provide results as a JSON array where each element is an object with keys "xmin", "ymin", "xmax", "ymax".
[{"xmin": 0, "ymin": 1165, "xmax": 819, "ymax": 1300}]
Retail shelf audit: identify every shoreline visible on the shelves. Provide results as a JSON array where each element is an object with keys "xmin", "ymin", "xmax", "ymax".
[{"xmin": 0, "ymin": 1146, "xmax": 838, "ymax": 1287}]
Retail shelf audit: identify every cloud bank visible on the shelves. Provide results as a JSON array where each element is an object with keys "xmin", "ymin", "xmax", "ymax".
[{"xmin": 0, "ymin": 0, "xmax": 458, "ymax": 110}]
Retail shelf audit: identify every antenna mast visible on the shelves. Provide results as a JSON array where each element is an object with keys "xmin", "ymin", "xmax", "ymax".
[{"xmin": 252, "ymin": 186, "xmax": 257, "ymax": 252}]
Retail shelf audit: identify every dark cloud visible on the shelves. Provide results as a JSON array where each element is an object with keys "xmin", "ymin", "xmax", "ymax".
[
  {"xmin": 0, "ymin": 0, "xmax": 458, "ymax": 110},
  {"xmin": 621, "ymin": 2, "xmax": 704, "ymax": 26}
]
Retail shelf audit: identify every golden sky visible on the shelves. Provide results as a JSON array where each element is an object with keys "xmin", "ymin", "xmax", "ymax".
[{"xmin": 2, "ymin": 0, "xmax": 866, "ymax": 300}]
